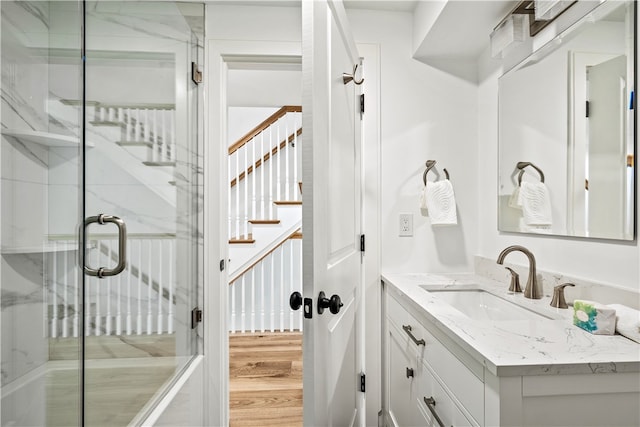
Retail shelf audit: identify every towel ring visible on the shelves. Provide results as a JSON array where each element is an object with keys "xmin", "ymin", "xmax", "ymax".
[
  {"xmin": 517, "ymin": 161, "xmax": 545, "ymax": 186},
  {"xmin": 422, "ymin": 160, "xmax": 450, "ymax": 185}
]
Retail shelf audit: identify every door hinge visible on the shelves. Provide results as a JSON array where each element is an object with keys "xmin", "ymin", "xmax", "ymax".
[
  {"xmin": 220, "ymin": 259, "xmax": 225, "ymax": 271},
  {"xmin": 191, "ymin": 62, "xmax": 202, "ymax": 85},
  {"xmin": 191, "ymin": 307, "xmax": 202, "ymax": 329},
  {"xmin": 360, "ymin": 373, "xmax": 366, "ymax": 392},
  {"xmin": 360, "ymin": 93, "xmax": 365, "ymax": 114},
  {"xmin": 360, "ymin": 234, "xmax": 365, "ymax": 252},
  {"xmin": 585, "ymin": 100, "xmax": 590, "ymax": 118}
]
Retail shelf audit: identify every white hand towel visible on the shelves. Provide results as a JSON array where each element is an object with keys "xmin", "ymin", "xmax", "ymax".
[
  {"xmin": 419, "ymin": 185, "xmax": 428, "ymax": 211},
  {"xmin": 425, "ymin": 180, "xmax": 457, "ymax": 225},
  {"xmin": 608, "ymin": 304, "xmax": 640, "ymax": 344},
  {"xmin": 508, "ymin": 186, "xmax": 522, "ymax": 209},
  {"xmin": 517, "ymin": 181, "xmax": 552, "ymax": 226}
]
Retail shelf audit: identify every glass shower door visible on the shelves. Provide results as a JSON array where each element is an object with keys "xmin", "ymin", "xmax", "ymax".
[
  {"xmin": 82, "ymin": 1, "xmax": 202, "ymax": 425},
  {"xmin": 1, "ymin": 1, "xmax": 84, "ymax": 426}
]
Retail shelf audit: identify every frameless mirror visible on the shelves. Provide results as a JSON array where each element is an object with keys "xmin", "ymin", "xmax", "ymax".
[{"xmin": 498, "ymin": 0, "xmax": 635, "ymax": 240}]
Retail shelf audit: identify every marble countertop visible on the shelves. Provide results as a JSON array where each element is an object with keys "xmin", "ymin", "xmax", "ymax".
[{"xmin": 381, "ymin": 272, "xmax": 640, "ymax": 377}]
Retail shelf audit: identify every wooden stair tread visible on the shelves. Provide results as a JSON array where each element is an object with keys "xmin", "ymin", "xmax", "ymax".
[
  {"xmin": 230, "ymin": 234, "xmax": 255, "ymax": 244},
  {"xmin": 248, "ymin": 219, "xmax": 280, "ymax": 225}
]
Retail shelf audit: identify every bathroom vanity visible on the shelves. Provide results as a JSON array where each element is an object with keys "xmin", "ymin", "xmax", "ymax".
[{"xmin": 381, "ymin": 273, "xmax": 640, "ymax": 427}]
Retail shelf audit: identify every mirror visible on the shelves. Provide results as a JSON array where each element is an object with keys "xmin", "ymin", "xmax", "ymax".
[{"xmin": 498, "ymin": 0, "xmax": 635, "ymax": 240}]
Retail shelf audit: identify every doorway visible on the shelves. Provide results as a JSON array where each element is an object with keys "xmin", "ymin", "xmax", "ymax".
[
  {"xmin": 225, "ymin": 63, "xmax": 304, "ymax": 426},
  {"xmin": 0, "ymin": 1, "xmax": 203, "ymax": 425}
]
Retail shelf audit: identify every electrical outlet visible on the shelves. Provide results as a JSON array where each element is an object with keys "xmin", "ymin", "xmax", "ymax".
[{"xmin": 399, "ymin": 213, "xmax": 413, "ymax": 236}]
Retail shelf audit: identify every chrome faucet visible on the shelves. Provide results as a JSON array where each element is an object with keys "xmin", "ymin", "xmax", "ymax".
[{"xmin": 496, "ymin": 245, "xmax": 542, "ymax": 299}]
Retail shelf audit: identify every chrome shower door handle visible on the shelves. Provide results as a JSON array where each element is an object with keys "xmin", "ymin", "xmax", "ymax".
[{"xmin": 84, "ymin": 214, "xmax": 127, "ymax": 278}]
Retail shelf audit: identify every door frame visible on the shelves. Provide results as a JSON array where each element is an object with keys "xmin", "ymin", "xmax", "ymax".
[
  {"xmin": 204, "ymin": 39, "xmax": 302, "ymax": 426},
  {"xmin": 203, "ymin": 38, "xmax": 380, "ymax": 427}
]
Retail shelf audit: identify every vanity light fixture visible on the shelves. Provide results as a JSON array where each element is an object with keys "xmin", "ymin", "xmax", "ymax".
[
  {"xmin": 534, "ymin": 0, "xmax": 576, "ymax": 21},
  {"xmin": 491, "ymin": 0, "xmax": 577, "ymax": 58},
  {"xmin": 490, "ymin": 12, "xmax": 527, "ymax": 58}
]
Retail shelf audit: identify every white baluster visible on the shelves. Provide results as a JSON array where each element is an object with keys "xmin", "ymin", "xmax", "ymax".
[
  {"xmin": 276, "ymin": 123, "xmax": 281, "ymax": 202},
  {"xmin": 168, "ymin": 240, "xmax": 174, "ymax": 334},
  {"xmin": 126, "ymin": 240, "xmax": 133, "ymax": 335},
  {"xmin": 228, "ymin": 154, "xmax": 232, "ymax": 240},
  {"xmin": 293, "ymin": 115, "xmax": 299, "ymax": 201},
  {"xmin": 147, "ymin": 240, "xmax": 153, "ymax": 334},
  {"xmin": 108, "ymin": 106, "xmax": 115, "ymax": 122},
  {"xmin": 235, "ymin": 149, "xmax": 240, "ymax": 239},
  {"xmin": 161, "ymin": 109, "xmax": 167, "ymax": 162},
  {"xmin": 106, "ymin": 242, "xmax": 112, "ymax": 335},
  {"xmin": 260, "ymin": 260, "xmax": 265, "ymax": 333},
  {"xmin": 241, "ymin": 275, "xmax": 246, "ymax": 333},
  {"xmin": 285, "ymin": 119, "xmax": 291, "ymax": 201},
  {"xmin": 157, "ymin": 240, "xmax": 163, "ymax": 334},
  {"xmin": 100, "ymin": 105, "xmax": 106, "ymax": 122},
  {"xmin": 243, "ymin": 144, "xmax": 249, "ymax": 239},
  {"xmin": 230, "ymin": 280, "xmax": 236, "ymax": 333},
  {"xmin": 260, "ymin": 132, "xmax": 265, "ymax": 219},
  {"xmin": 125, "ymin": 108, "xmax": 132, "ymax": 141},
  {"xmin": 152, "ymin": 109, "xmax": 158, "ymax": 160},
  {"xmin": 52, "ymin": 242, "xmax": 58, "ymax": 338},
  {"xmin": 279, "ymin": 245, "xmax": 284, "ymax": 332},
  {"xmin": 270, "ymin": 252, "xmax": 275, "ymax": 332},
  {"xmin": 268, "ymin": 127, "xmax": 274, "ymax": 219},
  {"xmin": 252, "ymin": 135, "xmax": 257, "ymax": 220},
  {"xmin": 170, "ymin": 110, "xmax": 176, "ymax": 162},
  {"xmin": 289, "ymin": 240, "xmax": 294, "ymax": 332},
  {"xmin": 137, "ymin": 241, "xmax": 143, "ymax": 335},
  {"xmin": 250, "ymin": 268, "xmax": 255, "ymax": 333}
]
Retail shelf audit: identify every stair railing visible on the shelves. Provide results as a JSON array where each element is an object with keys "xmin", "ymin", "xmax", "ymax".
[
  {"xmin": 228, "ymin": 106, "xmax": 302, "ymax": 240},
  {"xmin": 47, "ymin": 235, "xmax": 176, "ymax": 338},
  {"xmin": 229, "ymin": 231, "xmax": 303, "ymax": 333}
]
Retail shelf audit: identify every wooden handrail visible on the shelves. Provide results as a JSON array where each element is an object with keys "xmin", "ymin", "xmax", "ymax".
[
  {"xmin": 229, "ymin": 228, "xmax": 302, "ymax": 284},
  {"xmin": 230, "ymin": 127, "xmax": 302, "ymax": 188},
  {"xmin": 228, "ymin": 105, "xmax": 301, "ymax": 155}
]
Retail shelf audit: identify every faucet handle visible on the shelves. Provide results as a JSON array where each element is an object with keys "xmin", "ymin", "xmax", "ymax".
[
  {"xmin": 504, "ymin": 267, "xmax": 522, "ymax": 293},
  {"xmin": 550, "ymin": 283, "xmax": 575, "ymax": 309}
]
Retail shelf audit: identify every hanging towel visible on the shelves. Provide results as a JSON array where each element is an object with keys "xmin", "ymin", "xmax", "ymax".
[
  {"xmin": 608, "ymin": 304, "xmax": 640, "ymax": 344},
  {"xmin": 517, "ymin": 181, "xmax": 552, "ymax": 226},
  {"xmin": 425, "ymin": 179, "xmax": 457, "ymax": 225},
  {"xmin": 508, "ymin": 186, "xmax": 522, "ymax": 209},
  {"xmin": 419, "ymin": 184, "xmax": 428, "ymax": 211}
]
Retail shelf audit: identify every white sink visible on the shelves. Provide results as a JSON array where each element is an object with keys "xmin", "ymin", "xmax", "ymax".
[{"xmin": 423, "ymin": 288, "xmax": 550, "ymax": 322}]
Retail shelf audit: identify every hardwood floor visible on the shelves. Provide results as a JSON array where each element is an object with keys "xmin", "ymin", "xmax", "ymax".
[{"xmin": 229, "ymin": 332, "xmax": 303, "ymax": 427}]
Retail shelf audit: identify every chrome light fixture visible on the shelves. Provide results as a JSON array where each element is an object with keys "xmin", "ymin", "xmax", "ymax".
[{"xmin": 490, "ymin": 13, "xmax": 527, "ymax": 58}]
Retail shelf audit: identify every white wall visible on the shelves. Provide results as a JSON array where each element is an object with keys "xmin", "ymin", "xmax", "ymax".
[
  {"xmin": 477, "ymin": 14, "xmax": 640, "ymax": 292},
  {"xmin": 347, "ymin": 8, "xmax": 479, "ymax": 274}
]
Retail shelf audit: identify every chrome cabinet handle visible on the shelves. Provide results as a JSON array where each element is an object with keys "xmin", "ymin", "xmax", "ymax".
[
  {"xmin": 423, "ymin": 396, "xmax": 445, "ymax": 427},
  {"xmin": 402, "ymin": 324, "xmax": 426, "ymax": 346},
  {"xmin": 84, "ymin": 214, "xmax": 127, "ymax": 278}
]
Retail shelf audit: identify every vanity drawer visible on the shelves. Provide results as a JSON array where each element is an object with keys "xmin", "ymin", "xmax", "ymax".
[
  {"xmin": 421, "ymin": 325, "xmax": 484, "ymax": 424},
  {"xmin": 418, "ymin": 365, "xmax": 476, "ymax": 427}
]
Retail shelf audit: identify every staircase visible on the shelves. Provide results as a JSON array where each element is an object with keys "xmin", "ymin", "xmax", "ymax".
[{"xmin": 227, "ymin": 106, "xmax": 303, "ymax": 333}]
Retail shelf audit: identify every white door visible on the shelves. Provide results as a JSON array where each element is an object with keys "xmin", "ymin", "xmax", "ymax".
[
  {"xmin": 301, "ymin": 0, "xmax": 364, "ymax": 425},
  {"xmin": 587, "ymin": 55, "xmax": 627, "ymax": 238}
]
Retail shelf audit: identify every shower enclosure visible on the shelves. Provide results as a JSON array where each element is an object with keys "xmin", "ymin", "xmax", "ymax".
[{"xmin": 1, "ymin": 1, "xmax": 203, "ymax": 425}]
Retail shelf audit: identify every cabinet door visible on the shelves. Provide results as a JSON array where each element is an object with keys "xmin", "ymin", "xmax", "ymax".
[
  {"xmin": 418, "ymin": 365, "xmax": 474, "ymax": 427},
  {"xmin": 388, "ymin": 326, "xmax": 424, "ymax": 427}
]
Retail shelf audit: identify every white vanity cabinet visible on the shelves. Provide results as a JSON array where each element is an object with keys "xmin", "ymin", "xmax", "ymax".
[
  {"xmin": 382, "ymin": 278, "xmax": 640, "ymax": 427},
  {"xmin": 385, "ymin": 286, "xmax": 483, "ymax": 427}
]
